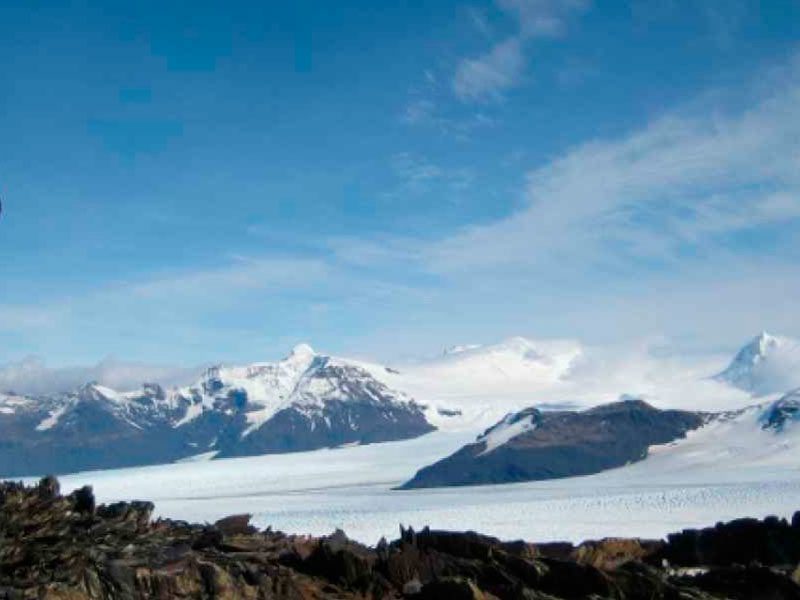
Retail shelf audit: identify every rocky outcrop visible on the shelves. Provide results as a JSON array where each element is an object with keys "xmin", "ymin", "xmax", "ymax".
[
  {"xmin": 2, "ymin": 478, "xmax": 800, "ymax": 599},
  {"xmin": 655, "ymin": 514, "xmax": 800, "ymax": 567},
  {"xmin": 401, "ymin": 399, "xmax": 705, "ymax": 489}
]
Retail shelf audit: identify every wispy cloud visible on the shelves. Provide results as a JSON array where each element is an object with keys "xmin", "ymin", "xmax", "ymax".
[
  {"xmin": 431, "ymin": 63, "xmax": 800, "ymax": 273},
  {"xmin": 339, "ymin": 55, "xmax": 800, "ymax": 352},
  {"xmin": 497, "ymin": 0, "xmax": 589, "ymax": 36},
  {"xmin": 454, "ymin": 37, "xmax": 526, "ymax": 102},
  {"xmin": 129, "ymin": 256, "xmax": 331, "ymax": 299},
  {"xmin": 453, "ymin": 0, "xmax": 590, "ymax": 102},
  {"xmin": 401, "ymin": 97, "xmax": 496, "ymax": 139},
  {"xmin": 390, "ymin": 152, "xmax": 475, "ymax": 194}
]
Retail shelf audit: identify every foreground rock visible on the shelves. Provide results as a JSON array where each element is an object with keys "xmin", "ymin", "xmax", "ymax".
[
  {"xmin": 401, "ymin": 398, "xmax": 705, "ymax": 489},
  {"xmin": 1, "ymin": 477, "xmax": 800, "ymax": 599}
]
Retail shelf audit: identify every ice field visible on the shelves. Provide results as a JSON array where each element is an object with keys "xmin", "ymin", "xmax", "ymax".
[{"xmin": 53, "ymin": 408, "xmax": 800, "ymax": 545}]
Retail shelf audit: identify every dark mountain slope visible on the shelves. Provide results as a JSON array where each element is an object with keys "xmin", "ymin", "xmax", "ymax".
[{"xmin": 401, "ymin": 399, "xmax": 706, "ymax": 489}]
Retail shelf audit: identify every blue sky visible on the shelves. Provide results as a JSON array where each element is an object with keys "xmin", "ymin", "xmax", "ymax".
[{"xmin": 1, "ymin": 0, "xmax": 799, "ymax": 367}]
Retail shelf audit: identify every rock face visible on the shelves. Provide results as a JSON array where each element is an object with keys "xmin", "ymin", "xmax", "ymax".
[
  {"xmin": 401, "ymin": 399, "xmax": 705, "ymax": 489},
  {"xmin": 2, "ymin": 478, "xmax": 800, "ymax": 599},
  {"xmin": 0, "ymin": 346, "xmax": 434, "ymax": 477}
]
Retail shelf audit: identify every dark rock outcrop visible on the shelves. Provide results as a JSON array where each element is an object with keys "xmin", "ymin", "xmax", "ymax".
[
  {"xmin": 401, "ymin": 399, "xmax": 705, "ymax": 489},
  {"xmin": 2, "ymin": 478, "xmax": 800, "ymax": 599},
  {"xmin": 656, "ymin": 513, "xmax": 800, "ymax": 567}
]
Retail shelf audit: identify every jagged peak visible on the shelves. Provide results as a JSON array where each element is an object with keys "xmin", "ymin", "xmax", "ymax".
[
  {"xmin": 749, "ymin": 331, "xmax": 780, "ymax": 355},
  {"xmin": 721, "ymin": 332, "xmax": 792, "ymax": 372}
]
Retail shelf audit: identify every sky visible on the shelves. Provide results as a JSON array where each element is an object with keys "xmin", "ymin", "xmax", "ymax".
[{"xmin": 1, "ymin": 0, "xmax": 799, "ymax": 373}]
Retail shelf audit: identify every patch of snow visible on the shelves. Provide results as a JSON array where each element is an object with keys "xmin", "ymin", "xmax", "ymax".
[
  {"xmin": 173, "ymin": 401, "xmax": 204, "ymax": 428},
  {"xmin": 35, "ymin": 404, "xmax": 69, "ymax": 432},
  {"xmin": 477, "ymin": 413, "xmax": 537, "ymax": 455},
  {"xmin": 93, "ymin": 384, "xmax": 126, "ymax": 404}
]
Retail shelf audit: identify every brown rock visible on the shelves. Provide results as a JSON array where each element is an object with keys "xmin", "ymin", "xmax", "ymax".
[
  {"xmin": 571, "ymin": 537, "xmax": 664, "ymax": 570},
  {"xmin": 419, "ymin": 577, "xmax": 486, "ymax": 600},
  {"xmin": 214, "ymin": 513, "xmax": 257, "ymax": 536}
]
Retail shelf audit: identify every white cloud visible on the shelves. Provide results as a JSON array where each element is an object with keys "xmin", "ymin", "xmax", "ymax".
[
  {"xmin": 337, "ymin": 57, "xmax": 800, "ymax": 355},
  {"xmin": 453, "ymin": 0, "xmax": 591, "ymax": 102},
  {"xmin": 401, "ymin": 96, "xmax": 496, "ymax": 138},
  {"xmin": 496, "ymin": 0, "xmax": 590, "ymax": 37},
  {"xmin": 403, "ymin": 98, "xmax": 437, "ymax": 124},
  {"xmin": 454, "ymin": 37, "xmax": 526, "ymax": 102},
  {"xmin": 390, "ymin": 152, "xmax": 475, "ymax": 193},
  {"xmin": 130, "ymin": 256, "xmax": 330, "ymax": 299},
  {"xmin": 0, "ymin": 356, "xmax": 203, "ymax": 396},
  {"xmin": 432, "ymin": 67, "xmax": 800, "ymax": 272}
]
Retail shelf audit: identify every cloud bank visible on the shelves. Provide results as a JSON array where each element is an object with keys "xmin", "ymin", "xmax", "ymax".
[{"xmin": 0, "ymin": 356, "xmax": 204, "ymax": 396}]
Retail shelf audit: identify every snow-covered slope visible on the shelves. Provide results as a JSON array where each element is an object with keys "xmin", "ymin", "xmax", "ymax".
[
  {"xmin": 476, "ymin": 408, "xmax": 539, "ymax": 455},
  {"xmin": 391, "ymin": 336, "xmax": 583, "ymax": 428},
  {"xmin": 715, "ymin": 332, "xmax": 800, "ymax": 396}
]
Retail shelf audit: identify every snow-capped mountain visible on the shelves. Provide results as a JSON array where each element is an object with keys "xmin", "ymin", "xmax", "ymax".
[
  {"xmin": 423, "ymin": 336, "xmax": 581, "ymax": 382},
  {"xmin": 715, "ymin": 332, "xmax": 800, "ymax": 395},
  {"xmin": 395, "ymin": 336, "xmax": 583, "ymax": 427},
  {"xmin": 0, "ymin": 345, "xmax": 433, "ymax": 477}
]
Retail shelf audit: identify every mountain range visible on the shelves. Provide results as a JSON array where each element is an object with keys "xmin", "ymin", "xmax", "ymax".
[{"xmin": 0, "ymin": 332, "xmax": 798, "ymax": 480}]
